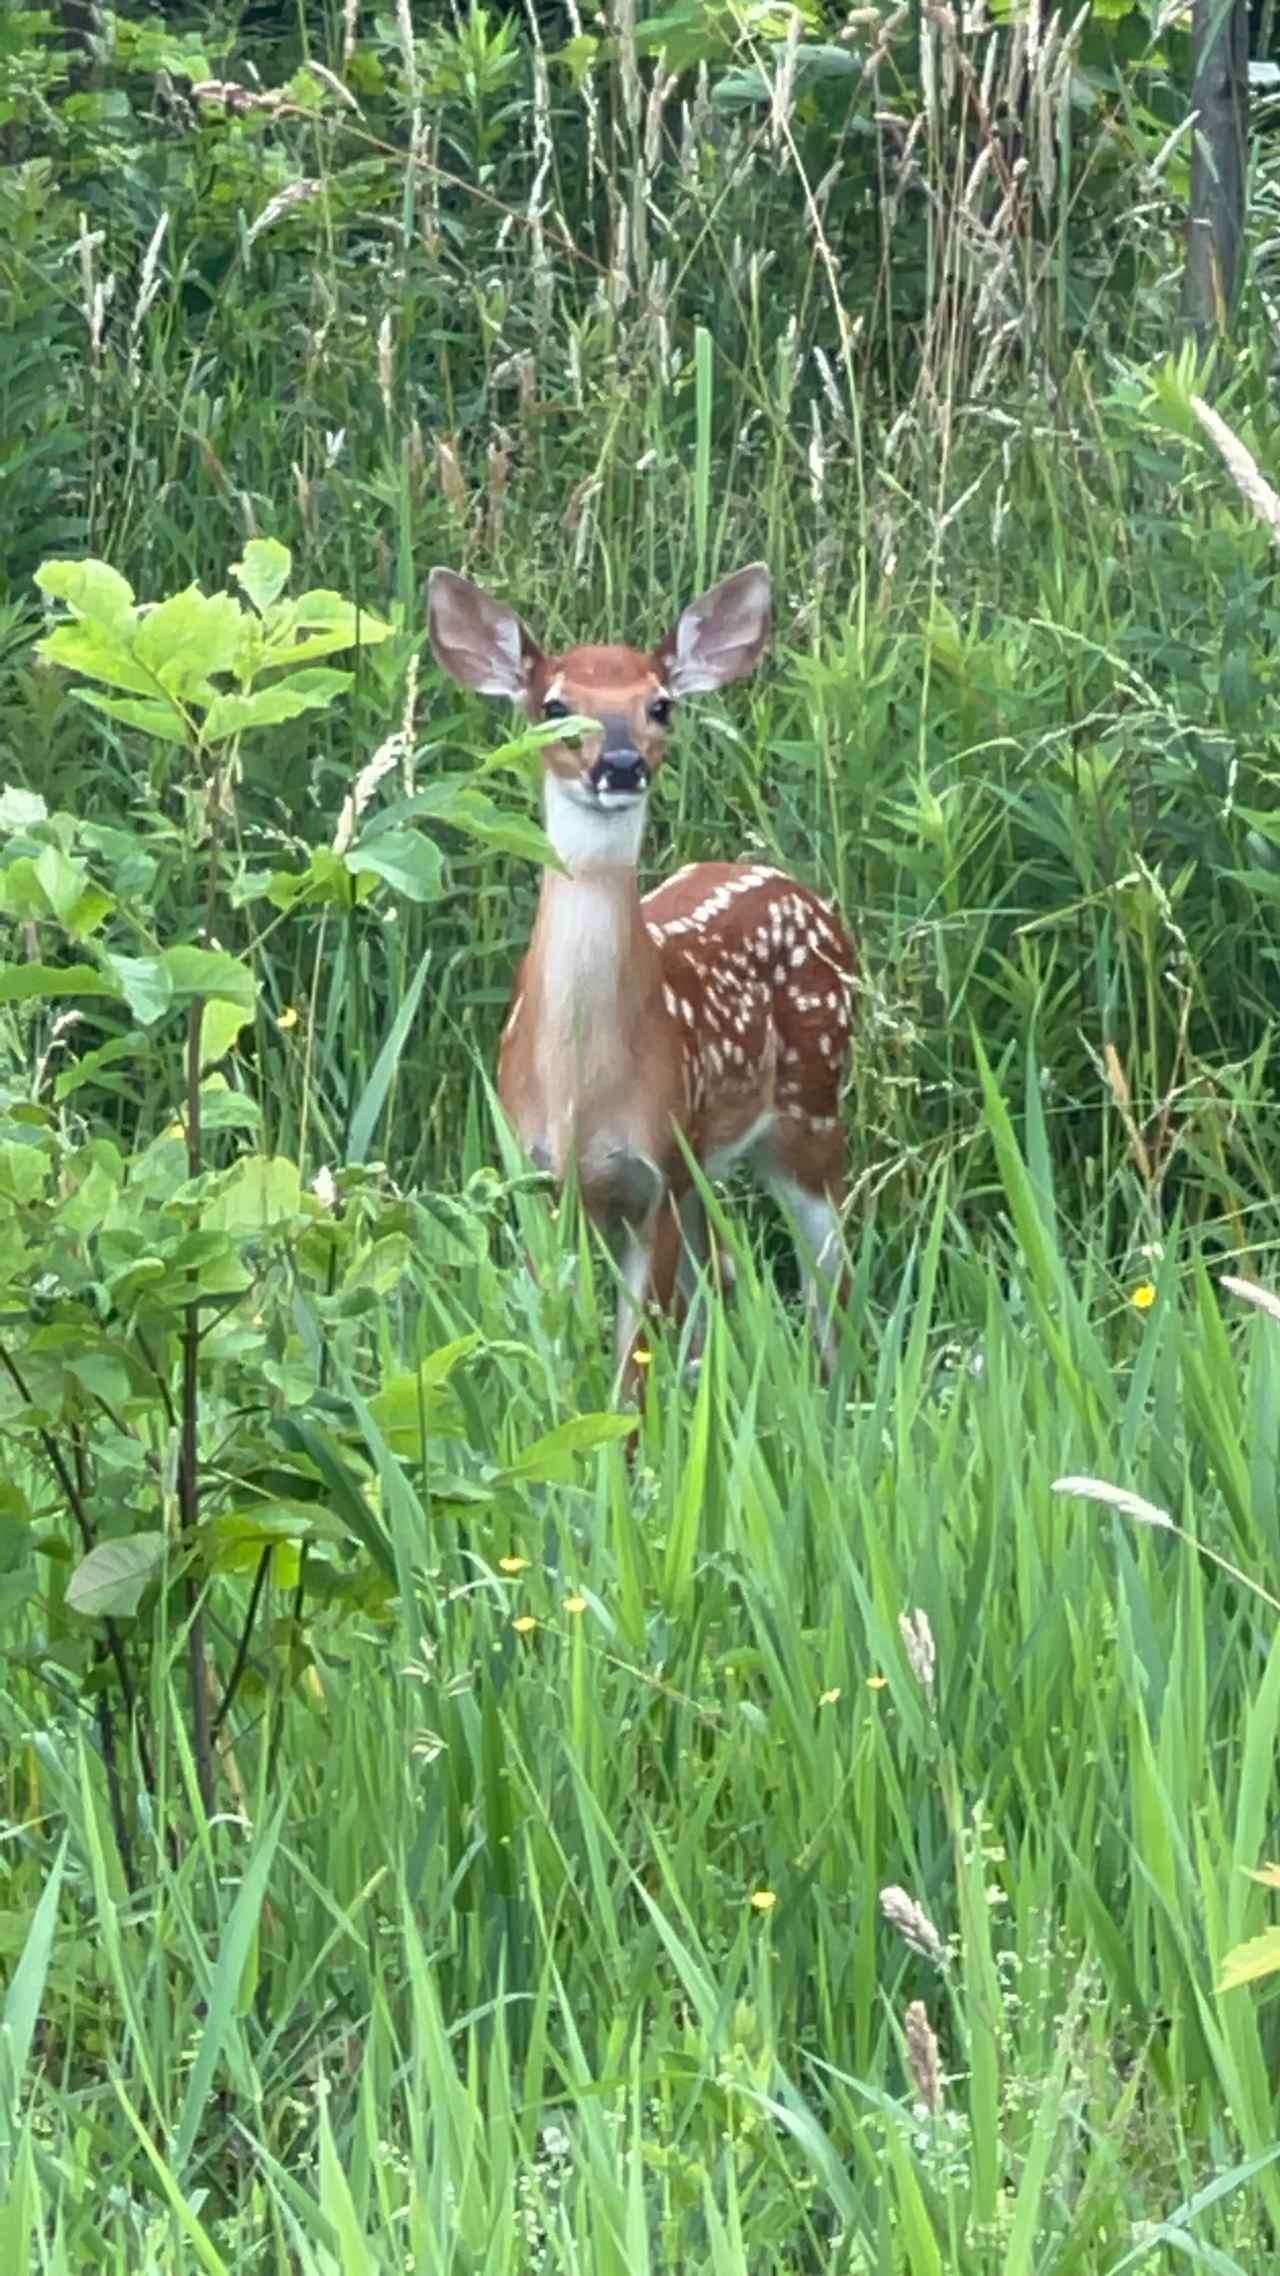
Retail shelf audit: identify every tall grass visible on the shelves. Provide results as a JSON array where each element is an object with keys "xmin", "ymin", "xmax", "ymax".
[{"xmin": 3, "ymin": 0, "xmax": 1280, "ymax": 2266}]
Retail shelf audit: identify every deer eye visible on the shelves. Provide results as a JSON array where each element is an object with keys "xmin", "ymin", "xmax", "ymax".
[
  {"xmin": 648, "ymin": 695, "xmax": 673, "ymax": 727},
  {"xmin": 541, "ymin": 696, "xmax": 571, "ymax": 722}
]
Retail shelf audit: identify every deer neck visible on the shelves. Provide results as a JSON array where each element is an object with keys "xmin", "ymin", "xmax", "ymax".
[{"xmin": 527, "ymin": 777, "xmax": 662, "ymax": 1051}]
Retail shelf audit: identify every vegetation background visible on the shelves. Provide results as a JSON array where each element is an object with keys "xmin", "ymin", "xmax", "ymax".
[{"xmin": 3, "ymin": 0, "xmax": 1280, "ymax": 2267}]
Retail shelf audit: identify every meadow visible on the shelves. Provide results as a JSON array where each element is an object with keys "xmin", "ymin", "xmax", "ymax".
[{"xmin": 2, "ymin": 2, "xmax": 1280, "ymax": 2267}]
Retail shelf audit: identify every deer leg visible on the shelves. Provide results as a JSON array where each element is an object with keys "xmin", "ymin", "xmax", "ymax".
[
  {"xmin": 757, "ymin": 1126, "xmax": 849, "ymax": 1378},
  {"xmin": 671, "ymin": 1187, "xmax": 714, "ymax": 1372},
  {"xmin": 609, "ymin": 1217, "xmax": 660, "ymax": 1402}
]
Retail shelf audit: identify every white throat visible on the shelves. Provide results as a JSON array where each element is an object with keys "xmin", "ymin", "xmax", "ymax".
[{"xmin": 543, "ymin": 771, "xmax": 648, "ymax": 873}]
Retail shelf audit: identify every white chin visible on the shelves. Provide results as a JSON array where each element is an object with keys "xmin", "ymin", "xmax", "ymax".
[{"xmin": 545, "ymin": 772, "xmax": 649, "ymax": 866}]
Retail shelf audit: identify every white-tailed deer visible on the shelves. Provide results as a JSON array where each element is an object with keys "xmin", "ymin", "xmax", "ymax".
[{"xmin": 427, "ymin": 562, "xmax": 855, "ymax": 1393}]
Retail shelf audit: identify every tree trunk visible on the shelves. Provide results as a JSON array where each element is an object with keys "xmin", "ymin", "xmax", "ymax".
[{"xmin": 1182, "ymin": 0, "xmax": 1250, "ymax": 339}]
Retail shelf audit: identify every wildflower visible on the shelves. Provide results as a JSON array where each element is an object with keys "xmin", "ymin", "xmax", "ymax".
[
  {"xmin": 818, "ymin": 1687, "xmax": 841, "ymax": 1708},
  {"xmin": 512, "ymin": 1615, "xmax": 537, "ymax": 1635},
  {"xmin": 866, "ymin": 1673, "xmax": 888, "ymax": 1691},
  {"xmin": 563, "ymin": 1595, "xmax": 587, "ymax": 1616},
  {"xmin": 1131, "ymin": 1281, "xmax": 1156, "ymax": 1312},
  {"xmin": 633, "ymin": 1347, "xmax": 652, "ymax": 1368},
  {"xmin": 880, "ymin": 1885, "xmax": 944, "ymax": 1963},
  {"xmin": 499, "ymin": 1555, "xmax": 530, "ymax": 1574},
  {"xmin": 750, "ymin": 1889, "xmax": 778, "ymax": 1913},
  {"xmin": 276, "ymin": 1005, "xmax": 299, "ymax": 1030}
]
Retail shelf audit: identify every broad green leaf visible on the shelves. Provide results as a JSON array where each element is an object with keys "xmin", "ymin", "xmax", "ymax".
[
  {"xmin": 133, "ymin": 588, "xmax": 245, "ymax": 694},
  {"xmin": 256, "ymin": 848, "xmax": 351, "ymax": 911},
  {"xmin": 37, "ymin": 624, "xmax": 156, "ymax": 695},
  {"xmin": 108, "ymin": 954, "xmax": 173, "ymax": 1025},
  {"xmin": 367, "ymin": 1337, "xmax": 480, "ymax": 1450},
  {"xmin": 262, "ymin": 589, "xmax": 391, "ymax": 664},
  {"xmin": 206, "ymin": 1503, "xmax": 346, "ymax": 1573},
  {"xmin": 35, "ymin": 557, "xmax": 136, "ymax": 632},
  {"xmin": 74, "ymin": 689, "xmax": 190, "ymax": 746},
  {"xmin": 0, "ymin": 1141, "xmax": 50, "ymax": 1205},
  {"xmin": 66, "ymin": 1533, "xmax": 165, "ymax": 1618},
  {"xmin": 345, "ymin": 829, "xmax": 444, "ymax": 903},
  {"xmin": 201, "ymin": 998, "xmax": 254, "ymax": 1065},
  {"xmin": 33, "ymin": 844, "xmax": 109, "ymax": 936},
  {"xmin": 201, "ymin": 1156, "xmax": 302, "ymax": 1233},
  {"xmin": 202, "ymin": 668, "xmax": 352, "ymax": 743},
  {"xmin": 0, "ymin": 962, "xmax": 119, "ymax": 1004},
  {"xmin": 161, "ymin": 946, "xmax": 257, "ymax": 1012},
  {"xmin": 503, "ymin": 1413, "xmax": 637, "ymax": 1482},
  {"xmin": 199, "ymin": 1080, "xmax": 262, "ymax": 1132},
  {"xmin": 231, "ymin": 538, "xmax": 292, "ymax": 615},
  {"xmin": 401, "ymin": 782, "xmax": 558, "ymax": 867}
]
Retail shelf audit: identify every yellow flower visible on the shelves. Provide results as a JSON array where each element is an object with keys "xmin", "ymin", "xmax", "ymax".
[
  {"xmin": 818, "ymin": 1687, "xmax": 841, "ymax": 1708},
  {"xmin": 866, "ymin": 1674, "xmax": 888, "ymax": 1691},
  {"xmin": 512, "ymin": 1615, "xmax": 537, "ymax": 1635},
  {"xmin": 563, "ymin": 1594, "xmax": 587, "ymax": 1616},
  {"xmin": 1131, "ymin": 1281, "xmax": 1157, "ymax": 1312},
  {"xmin": 633, "ymin": 1347, "xmax": 652, "ymax": 1368},
  {"xmin": 499, "ymin": 1555, "xmax": 530, "ymax": 1574},
  {"xmin": 750, "ymin": 1889, "xmax": 778, "ymax": 1913},
  {"xmin": 276, "ymin": 1005, "xmax": 299, "ymax": 1030}
]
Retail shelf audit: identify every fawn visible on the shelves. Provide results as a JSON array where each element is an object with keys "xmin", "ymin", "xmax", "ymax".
[{"xmin": 427, "ymin": 562, "xmax": 855, "ymax": 1393}]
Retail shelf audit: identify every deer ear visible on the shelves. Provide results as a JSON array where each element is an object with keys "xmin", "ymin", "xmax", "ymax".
[
  {"xmin": 427, "ymin": 568, "xmax": 542, "ymax": 700},
  {"xmin": 654, "ymin": 563, "xmax": 771, "ymax": 696}
]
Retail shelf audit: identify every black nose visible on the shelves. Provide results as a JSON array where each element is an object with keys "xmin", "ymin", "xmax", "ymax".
[{"xmin": 590, "ymin": 753, "xmax": 650, "ymax": 798}]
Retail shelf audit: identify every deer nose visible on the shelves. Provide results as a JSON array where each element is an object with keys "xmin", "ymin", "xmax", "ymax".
[{"xmin": 590, "ymin": 752, "xmax": 650, "ymax": 798}]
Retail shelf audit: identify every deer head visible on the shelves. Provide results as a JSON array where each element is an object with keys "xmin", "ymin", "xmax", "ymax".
[{"xmin": 426, "ymin": 563, "xmax": 772, "ymax": 862}]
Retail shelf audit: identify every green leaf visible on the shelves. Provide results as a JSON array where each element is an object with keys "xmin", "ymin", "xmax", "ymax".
[
  {"xmin": 161, "ymin": 946, "xmax": 257, "ymax": 1012},
  {"xmin": 199, "ymin": 1080, "xmax": 262, "ymax": 1132},
  {"xmin": 345, "ymin": 830, "xmax": 444, "ymax": 903},
  {"xmin": 367, "ymin": 1336, "xmax": 480, "ymax": 1451},
  {"xmin": 108, "ymin": 954, "xmax": 173, "ymax": 1025},
  {"xmin": 74, "ymin": 689, "xmax": 190, "ymax": 746},
  {"xmin": 0, "ymin": 1140, "xmax": 50, "ymax": 1205},
  {"xmin": 348, "ymin": 949, "xmax": 432, "ymax": 1166},
  {"xmin": 261, "ymin": 590, "xmax": 391, "ymax": 664},
  {"xmin": 0, "ymin": 962, "xmax": 120, "ymax": 1004},
  {"xmin": 201, "ymin": 998, "xmax": 254, "ymax": 1065},
  {"xmin": 35, "ymin": 557, "xmax": 136, "ymax": 632},
  {"xmin": 1, "ymin": 1838, "xmax": 67, "ymax": 2112},
  {"xmin": 36, "ymin": 624, "xmax": 156, "ymax": 695},
  {"xmin": 133, "ymin": 588, "xmax": 246, "ymax": 694},
  {"xmin": 173, "ymin": 1805, "xmax": 286, "ymax": 2174},
  {"xmin": 255, "ymin": 848, "xmax": 352, "ymax": 911},
  {"xmin": 33, "ymin": 843, "xmax": 110, "ymax": 936},
  {"xmin": 201, "ymin": 1156, "xmax": 302, "ymax": 1233},
  {"xmin": 66, "ymin": 1533, "xmax": 165, "ymax": 1618},
  {"xmin": 231, "ymin": 538, "xmax": 292, "ymax": 616},
  {"xmin": 503, "ymin": 1413, "xmax": 637, "ymax": 1482},
  {"xmin": 401, "ymin": 782, "xmax": 559, "ymax": 867},
  {"xmin": 1217, "ymin": 1927, "xmax": 1280, "ymax": 1993},
  {"xmin": 202, "ymin": 669, "xmax": 353, "ymax": 743}
]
